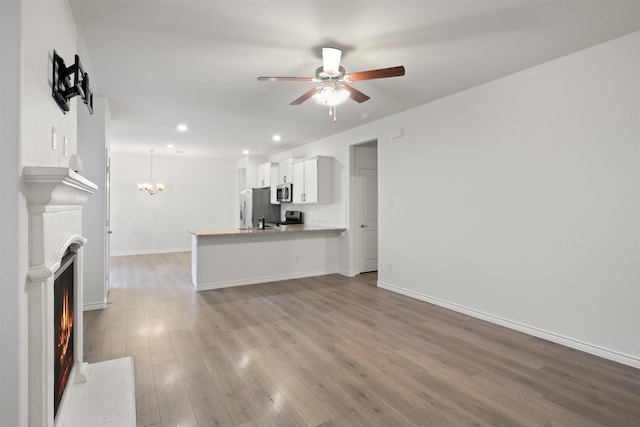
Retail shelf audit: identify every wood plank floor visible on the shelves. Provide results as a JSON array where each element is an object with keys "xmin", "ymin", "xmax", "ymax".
[{"xmin": 84, "ymin": 252, "xmax": 640, "ymax": 427}]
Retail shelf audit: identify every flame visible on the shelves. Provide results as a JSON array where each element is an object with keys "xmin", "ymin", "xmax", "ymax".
[
  {"xmin": 54, "ymin": 268, "xmax": 75, "ymax": 418},
  {"xmin": 57, "ymin": 288, "xmax": 73, "ymax": 365}
]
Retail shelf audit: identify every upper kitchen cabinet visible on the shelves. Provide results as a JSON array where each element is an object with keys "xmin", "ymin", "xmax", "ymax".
[
  {"xmin": 269, "ymin": 165, "xmax": 280, "ymax": 204},
  {"xmin": 292, "ymin": 156, "xmax": 332, "ymax": 204},
  {"xmin": 257, "ymin": 162, "xmax": 277, "ymax": 188},
  {"xmin": 278, "ymin": 157, "xmax": 298, "ymax": 184}
]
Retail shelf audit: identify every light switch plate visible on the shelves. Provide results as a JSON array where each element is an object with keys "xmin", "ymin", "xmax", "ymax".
[
  {"xmin": 51, "ymin": 127, "xmax": 57, "ymax": 151},
  {"xmin": 63, "ymin": 137, "xmax": 68, "ymax": 157}
]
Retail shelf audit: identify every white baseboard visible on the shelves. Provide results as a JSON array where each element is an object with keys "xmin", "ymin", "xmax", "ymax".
[
  {"xmin": 377, "ymin": 280, "xmax": 640, "ymax": 370},
  {"xmin": 83, "ymin": 301, "xmax": 107, "ymax": 311},
  {"xmin": 110, "ymin": 247, "xmax": 189, "ymax": 257},
  {"xmin": 194, "ymin": 269, "xmax": 338, "ymax": 291}
]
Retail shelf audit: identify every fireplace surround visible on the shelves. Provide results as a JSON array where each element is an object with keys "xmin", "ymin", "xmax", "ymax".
[{"xmin": 23, "ymin": 167, "xmax": 96, "ymax": 427}]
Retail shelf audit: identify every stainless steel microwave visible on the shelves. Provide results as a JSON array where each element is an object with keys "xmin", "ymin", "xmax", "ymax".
[{"xmin": 276, "ymin": 183, "xmax": 292, "ymax": 202}]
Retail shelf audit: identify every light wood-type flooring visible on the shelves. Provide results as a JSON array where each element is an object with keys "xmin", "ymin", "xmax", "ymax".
[{"xmin": 84, "ymin": 252, "xmax": 640, "ymax": 427}]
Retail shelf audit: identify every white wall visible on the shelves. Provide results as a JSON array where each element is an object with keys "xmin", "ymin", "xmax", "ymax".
[
  {"xmin": 379, "ymin": 31, "xmax": 640, "ymax": 366},
  {"xmin": 21, "ymin": 1, "xmax": 78, "ymax": 166},
  {"xmin": 1, "ymin": 1, "xmax": 80, "ymax": 425},
  {"xmin": 110, "ymin": 152, "xmax": 236, "ymax": 255},
  {"xmin": 1, "ymin": 2, "xmax": 26, "ymax": 425},
  {"xmin": 78, "ymin": 97, "xmax": 110, "ymax": 309},
  {"xmin": 271, "ymin": 32, "xmax": 640, "ymax": 367}
]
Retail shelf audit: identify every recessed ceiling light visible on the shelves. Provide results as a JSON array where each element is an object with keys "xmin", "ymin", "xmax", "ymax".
[
  {"xmin": 177, "ymin": 123, "xmax": 188, "ymax": 132},
  {"xmin": 242, "ymin": 149, "xmax": 250, "ymax": 155},
  {"xmin": 272, "ymin": 134, "xmax": 282, "ymax": 142},
  {"xmin": 167, "ymin": 144, "xmax": 175, "ymax": 148}
]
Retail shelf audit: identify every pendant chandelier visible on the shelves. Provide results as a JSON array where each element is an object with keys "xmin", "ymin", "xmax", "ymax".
[{"xmin": 137, "ymin": 149, "xmax": 164, "ymax": 195}]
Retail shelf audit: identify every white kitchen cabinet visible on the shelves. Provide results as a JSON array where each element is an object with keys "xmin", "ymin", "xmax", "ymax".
[
  {"xmin": 257, "ymin": 162, "xmax": 276, "ymax": 188},
  {"xmin": 269, "ymin": 164, "xmax": 280, "ymax": 204},
  {"xmin": 292, "ymin": 161, "xmax": 304, "ymax": 203},
  {"xmin": 292, "ymin": 156, "xmax": 332, "ymax": 204},
  {"xmin": 278, "ymin": 157, "xmax": 298, "ymax": 184}
]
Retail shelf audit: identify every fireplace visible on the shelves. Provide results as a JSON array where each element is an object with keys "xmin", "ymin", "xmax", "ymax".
[
  {"xmin": 53, "ymin": 250, "xmax": 76, "ymax": 417},
  {"xmin": 23, "ymin": 167, "xmax": 136, "ymax": 426},
  {"xmin": 23, "ymin": 167, "xmax": 97, "ymax": 427}
]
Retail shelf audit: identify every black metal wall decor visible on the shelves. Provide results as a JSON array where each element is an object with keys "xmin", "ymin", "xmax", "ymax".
[{"xmin": 52, "ymin": 50, "xmax": 93, "ymax": 114}]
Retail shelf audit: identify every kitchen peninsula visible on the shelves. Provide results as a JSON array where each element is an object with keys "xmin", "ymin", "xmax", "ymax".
[{"xmin": 188, "ymin": 225, "xmax": 346, "ymax": 291}]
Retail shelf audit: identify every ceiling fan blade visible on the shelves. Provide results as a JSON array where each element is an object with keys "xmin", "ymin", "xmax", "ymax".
[
  {"xmin": 258, "ymin": 76, "xmax": 316, "ymax": 82},
  {"xmin": 343, "ymin": 84, "xmax": 370, "ymax": 103},
  {"xmin": 347, "ymin": 66, "xmax": 405, "ymax": 82},
  {"xmin": 290, "ymin": 87, "xmax": 321, "ymax": 105},
  {"xmin": 322, "ymin": 48, "xmax": 342, "ymax": 75}
]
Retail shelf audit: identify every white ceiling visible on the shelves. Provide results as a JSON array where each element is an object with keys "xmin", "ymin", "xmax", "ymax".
[{"xmin": 69, "ymin": 1, "xmax": 640, "ymax": 159}]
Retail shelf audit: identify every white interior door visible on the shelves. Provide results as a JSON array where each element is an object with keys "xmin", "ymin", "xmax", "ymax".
[
  {"xmin": 355, "ymin": 144, "xmax": 378, "ymax": 273},
  {"xmin": 358, "ymin": 168, "xmax": 378, "ymax": 272},
  {"xmin": 105, "ymin": 148, "xmax": 111, "ymax": 295}
]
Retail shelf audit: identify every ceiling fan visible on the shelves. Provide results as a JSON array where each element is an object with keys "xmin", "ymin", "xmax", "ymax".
[{"xmin": 258, "ymin": 48, "xmax": 405, "ymax": 122}]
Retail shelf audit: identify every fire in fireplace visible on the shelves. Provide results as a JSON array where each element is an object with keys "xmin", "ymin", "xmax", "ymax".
[{"xmin": 54, "ymin": 251, "xmax": 76, "ymax": 417}]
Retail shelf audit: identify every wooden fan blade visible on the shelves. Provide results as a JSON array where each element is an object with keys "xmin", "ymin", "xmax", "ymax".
[
  {"xmin": 258, "ymin": 76, "xmax": 315, "ymax": 82},
  {"xmin": 347, "ymin": 66, "xmax": 405, "ymax": 82},
  {"xmin": 290, "ymin": 87, "xmax": 321, "ymax": 105},
  {"xmin": 343, "ymin": 84, "xmax": 370, "ymax": 103}
]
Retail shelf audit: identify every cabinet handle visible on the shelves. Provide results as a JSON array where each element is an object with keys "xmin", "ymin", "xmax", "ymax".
[{"xmin": 360, "ymin": 224, "xmax": 367, "ymax": 228}]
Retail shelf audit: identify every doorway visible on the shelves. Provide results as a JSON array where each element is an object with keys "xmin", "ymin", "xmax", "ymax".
[
  {"xmin": 353, "ymin": 141, "xmax": 378, "ymax": 274},
  {"xmin": 105, "ymin": 148, "xmax": 111, "ymax": 297}
]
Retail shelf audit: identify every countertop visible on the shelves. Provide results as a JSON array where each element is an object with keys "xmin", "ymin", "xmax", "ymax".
[{"xmin": 188, "ymin": 224, "xmax": 346, "ymax": 237}]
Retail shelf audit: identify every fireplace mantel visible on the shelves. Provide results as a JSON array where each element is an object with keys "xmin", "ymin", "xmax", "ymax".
[
  {"xmin": 23, "ymin": 166, "xmax": 97, "ymax": 427},
  {"xmin": 24, "ymin": 167, "xmax": 97, "ymax": 281},
  {"xmin": 23, "ymin": 166, "xmax": 97, "ymax": 211}
]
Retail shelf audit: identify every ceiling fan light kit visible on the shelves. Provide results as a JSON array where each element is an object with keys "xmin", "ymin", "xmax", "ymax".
[
  {"xmin": 258, "ymin": 47, "xmax": 405, "ymax": 122},
  {"xmin": 314, "ymin": 86, "xmax": 350, "ymax": 106}
]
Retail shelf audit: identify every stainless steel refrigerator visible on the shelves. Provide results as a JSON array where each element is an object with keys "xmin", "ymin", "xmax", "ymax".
[{"xmin": 239, "ymin": 187, "xmax": 281, "ymax": 229}]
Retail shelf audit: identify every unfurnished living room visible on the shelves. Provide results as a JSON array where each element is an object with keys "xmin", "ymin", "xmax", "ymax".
[{"xmin": 1, "ymin": 1, "xmax": 639, "ymax": 426}]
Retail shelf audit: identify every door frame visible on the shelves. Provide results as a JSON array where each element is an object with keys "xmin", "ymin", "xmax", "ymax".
[
  {"xmin": 105, "ymin": 147, "xmax": 111, "ymax": 296},
  {"xmin": 349, "ymin": 139, "xmax": 378, "ymax": 276}
]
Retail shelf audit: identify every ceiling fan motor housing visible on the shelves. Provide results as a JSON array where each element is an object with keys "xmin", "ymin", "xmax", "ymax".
[{"xmin": 315, "ymin": 66, "xmax": 346, "ymax": 80}]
